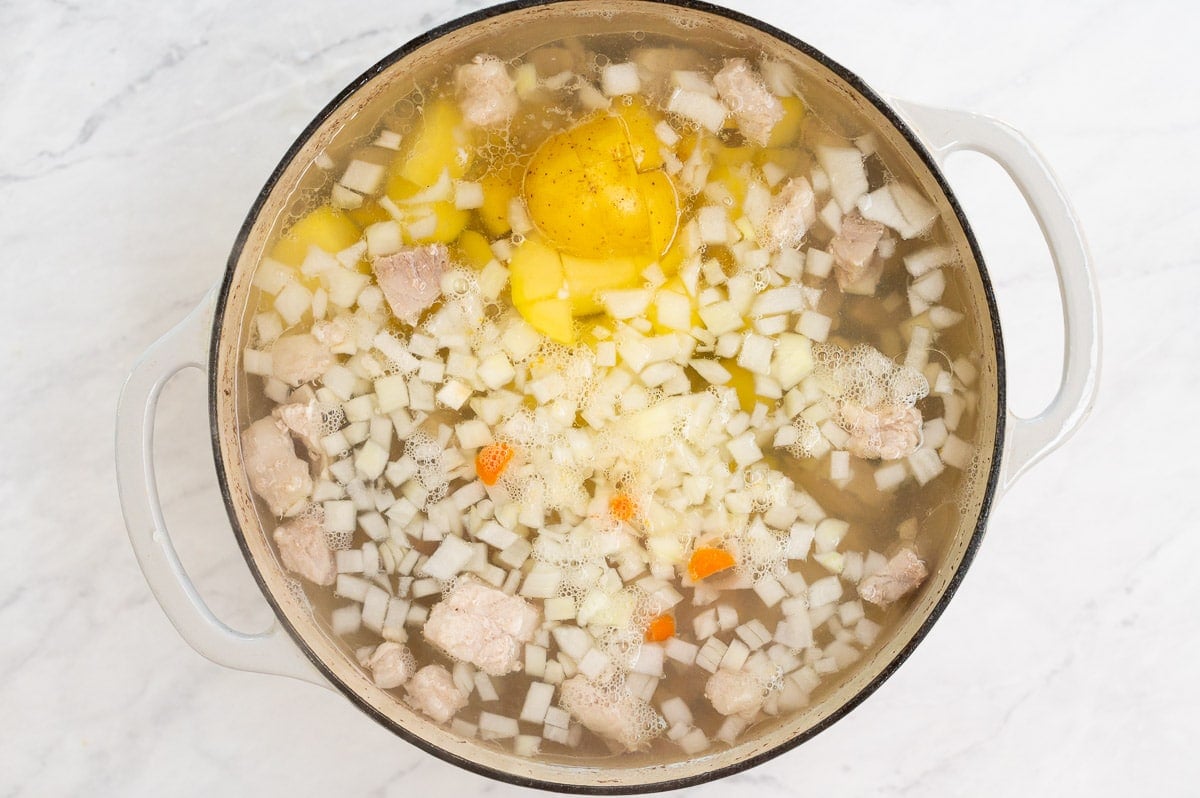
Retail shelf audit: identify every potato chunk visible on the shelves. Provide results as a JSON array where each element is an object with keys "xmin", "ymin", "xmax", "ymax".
[{"xmin": 523, "ymin": 113, "xmax": 678, "ymax": 260}]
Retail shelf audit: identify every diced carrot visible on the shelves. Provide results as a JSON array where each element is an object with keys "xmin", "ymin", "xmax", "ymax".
[
  {"xmin": 644, "ymin": 614, "xmax": 676, "ymax": 643},
  {"xmin": 609, "ymin": 493, "xmax": 637, "ymax": 522},
  {"xmin": 475, "ymin": 442, "xmax": 515, "ymax": 486},
  {"xmin": 688, "ymin": 546, "xmax": 736, "ymax": 581}
]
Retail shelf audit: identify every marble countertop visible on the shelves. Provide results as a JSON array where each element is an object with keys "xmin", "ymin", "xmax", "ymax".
[{"xmin": 3, "ymin": 0, "xmax": 1196, "ymax": 795}]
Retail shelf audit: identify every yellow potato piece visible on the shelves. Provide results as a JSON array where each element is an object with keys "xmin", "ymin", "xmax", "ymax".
[
  {"xmin": 520, "ymin": 297, "xmax": 575, "ymax": 345},
  {"xmin": 384, "ymin": 171, "xmax": 470, "ymax": 245},
  {"xmin": 561, "ymin": 253, "xmax": 646, "ymax": 316},
  {"xmin": 639, "ymin": 170, "xmax": 679, "ymax": 256},
  {"xmin": 649, "ymin": 276, "xmax": 702, "ymax": 333},
  {"xmin": 722, "ymin": 358, "xmax": 759, "ymax": 413},
  {"xmin": 509, "ymin": 238, "xmax": 564, "ymax": 306},
  {"xmin": 346, "ymin": 201, "xmax": 390, "ymax": 229},
  {"xmin": 767, "ymin": 96, "xmax": 806, "ymax": 148},
  {"xmin": 395, "ymin": 99, "xmax": 472, "ymax": 187},
  {"xmin": 523, "ymin": 112, "xmax": 679, "ymax": 260},
  {"xmin": 477, "ymin": 170, "xmax": 519, "ymax": 237},
  {"xmin": 613, "ymin": 98, "xmax": 664, "ymax": 172},
  {"xmin": 455, "ymin": 229, "xmax": 495, "ymax": 269},
  {"xmin": 270, "ymin": 206, "xmax": 362, "ymax": 266}
]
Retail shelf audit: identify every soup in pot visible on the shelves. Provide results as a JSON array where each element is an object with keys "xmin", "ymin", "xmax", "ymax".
[{"xmin": 238, "ymin": 25, "xmax": 983, "ymax": 760}]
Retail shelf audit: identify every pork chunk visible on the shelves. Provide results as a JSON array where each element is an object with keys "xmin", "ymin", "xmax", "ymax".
[
  {"xmin": 840, "ymin": 403, "xmax": 922, "ymax": 460},
  {"xmin": 271, "ymin": 333, "xmax": 333, "ymax": 387},
  {"xmin": 713, "ymin": 58, "xmax": 784, "ymax": 147},
  {"xmin": 272, "ymin": 512, "xmax": 335, "ymax": 585},
  {"xmin": 273, "ymin": 398, "xmax": 324, "ymax": 459},
  {"xmin": 705, "ymin": 668, "xmax": 767, "ymax": 717},
  {"xmin": 456, "ymin": 54, "xmax": 518, "ymax": 129},
  {"xmin": 831, "ymin": 212, "xmax": 885, "ymax": 292},
  {"xmin": 242, "ymin": 416, "xmax": 312, "ymax": 517},
  {"xmin": 371, "ymin": 244, "xmax": 448, "ymax": 325},
  {"xmin": 405, "ymin": 664, "xmax": 468, "ymax": 724},
  {"xmin": 559, "ymin": 675, "xmax": 665, "ymax": 752},
  {"xmin": 758, "ymin": 177, "xmax": 816, "ymax": 252},
  {"xmin": 858, "ymin": 549, "xmax": 928, "ymax": 607},
  {"xmin": 422, "ymin": 579, "xmax": 540, "ymax": 676},
  {"xmin": 360, "ymin": 641, "xmax": 416, "ymax": 689}
]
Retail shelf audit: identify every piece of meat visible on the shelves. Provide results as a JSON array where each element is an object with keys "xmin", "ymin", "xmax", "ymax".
[
  {"xmin": 242, "ymin": 416, "xmax": 313, "ymax": 517},
  {"xmin": 271, "ymin": 333, "xmax": 333, "ymax": 387},
  {"xmin": 456, "ymin": 54, "xmax": 518, "ymax": 129},
  {"xmin": 371, "ymin": 244, "xmax": 448, "ymax": 325},
  {"xmin": 839, "ymin": 402, "xmax": 923, "ymax": 460},
  {"xmin": 713, "ymin": 58, "xmax": 784, "ymax": 147},
  {"xmin": 559, "ymin": 675, "xmax": 665, "ymax": 752},
  {"xmin": 310, "ymin": 318, "xmax": 350, "ymax": 348},
  {"xmin": 273, "ymin": 401, "xmax": 323, "ymax": 457},
  {"xmin": 422, "ymin": 579, "xmax": 539, "ymax": 676},
  {"xmin": 758, "ymin": 177, "xmax": 816, "ymax": 252},
  {"xmin": 858, "ymin": 549, "xmax": 928, "ymax": 607},
  {"xmin": 359, "ymin": 642, "xmax": 416, "ymax": 689},
  {"xmin": 272, "ymin": 512, "xmax": 335, "ymax": 585},
  {"xmin": 831, "ymin": 212, "xmax": 885, "ymax": 291},
  {"xmin": 705, "ymin": 668, "xmax": 767, "ymax": 716},
  {"xmin": 405, "ymin": 664, "xmax": 468, "ymax": 723}
]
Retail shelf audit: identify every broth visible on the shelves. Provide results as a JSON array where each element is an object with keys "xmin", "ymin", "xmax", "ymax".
[{"xmin": 235, "ymin": 19, "xmax": 985, "ymax": 763}]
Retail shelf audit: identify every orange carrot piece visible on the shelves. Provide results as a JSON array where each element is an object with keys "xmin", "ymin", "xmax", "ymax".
[
  {"xmin": 688, "ymin": 546, "xmax": 736, "ymax": 581},
  {"xmin": 609, "ymin": 493, "xmax": 637, "ymax": 522},
  {"xmin": 475, "ymin": 442, "xmax": 515, "ymax": 486},
  {"xmin": 644, "ymin": 614, "xmax": 676, "ymax": 643}
]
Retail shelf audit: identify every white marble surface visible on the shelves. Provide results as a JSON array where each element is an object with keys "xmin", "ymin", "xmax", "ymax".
[{"xmin": 2, "ymin": 0, "xmax": 1197, "ymax": 795}]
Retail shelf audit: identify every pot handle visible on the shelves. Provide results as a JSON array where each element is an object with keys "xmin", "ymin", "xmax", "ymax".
[
  {"xmin": 116, "ymin": 287, "xmax": 329, "ymax": 689},
  {"xmin": 893, "ymin": 100, "xmax": 1101, "ymax": 495}
]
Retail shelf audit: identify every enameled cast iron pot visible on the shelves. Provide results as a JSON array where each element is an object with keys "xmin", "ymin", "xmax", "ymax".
[{"xmin": 116, "ymin": 0, "xmax": 1100, "ymax": 791}]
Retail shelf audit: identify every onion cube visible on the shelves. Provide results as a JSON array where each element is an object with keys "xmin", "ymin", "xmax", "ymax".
[
  {"xmin": 419, "ymin": 535, "xmax": 473, "ymax": 580},
  {"xmin": 752, "ymin": 577, "xmax": 787, "ymax": 608},
  {"xmin": 273, "ymin": 282, "xmax": 312, "ymax": 326},
  {"xmin": 355, "ymin": 440, "xmax": 389, "ymax": 481},
  {"xmin": 874, "ymin": 461, "xmax": 908, "ymax": 491},
  {"xmin": 243, "ymin": 348, "xmax": 272, "ymax": 377},
  {"xmin": 324, "ymin": 500, "xmax": 357, "ymax": 534},
  {"xmin": 453, "ymin": 180, "xmax": 484, "ymax": 210},
  {"xmin": 668, "ymin": 88, "xmax": 727, "ymax": 133},
  {"xmin": 698, "ymin": 301, "xmax": 743, "ymax": 337},
  {"xmin": 664, "ymin": 636, "xmax": 699, "ymax": 665},
  {"xmin": 544, "ymin": 596, "xmax": 576, "ymax": 622},
  {"xmin": 774, "ymin": 614, "xmax": 813, "ymax": 650},
  {"xmin": 808, "ymin": 575, "xmax": 843, "ymax": 607},
  {"xmin": 632, "ymin": 643, "xmax": 665, "ymax": 677},
  {"xmin": 577, "ymin": 648, "xmax": 610, "ymax": 680},
  {"xmin": 796, "ymin": 310, "xmax": 832, "ymax": 342},
  {"xmin": 601, "ymin": 61, "xmax": 641, "ymax": 96},
  {"xmin": 361, "ymin": 585, "xmax": 389, "ymax": 633},
  {"xmin": 436, "ymin": 379, "xmax": 472, "ymax": 410},
  {"xmin": 525, "ymin": 644, "xmax": 547, "ymax": 679},
  {"xmin": 940, "ymin": 435, "xmax": 974, "ymax": 470},
  {"xmin": 335, "ymin": 574, "xmax": 370, "ymax": 603},
  {"xmin": 479, "ymin": 712, "xmax": 519, "ymax": 740},
  {"xmin": 720, "ymin": 639, "xmax": 751, "ymax": 671},
  {"xmin": 695, "ymin": 637, "xmax": 728, "ymax": 673},
  {"xmin": 908, "ymin": 447, "xmax": 945, "ymax": 485},
  {"xmin": 727, "ymin": 431, "xmax": 763, "ymax": 468},
  {"xmin": 475, "ymin": 520, "xmax": 519, "ymax": 550},
  {"xmin": 477, "ymin": 352, "xmax": 516, "ymax": 390},
  {"xmin": 336, "ymin": 549, "xmax": 364, "ymax": 574},
  {"xmin": 736, "ymin": 333, "xmax": 774, "ymax": 376},
  {"xmin": 330, "ymin": 604, "xmax": 362, "ymax": 635}
]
